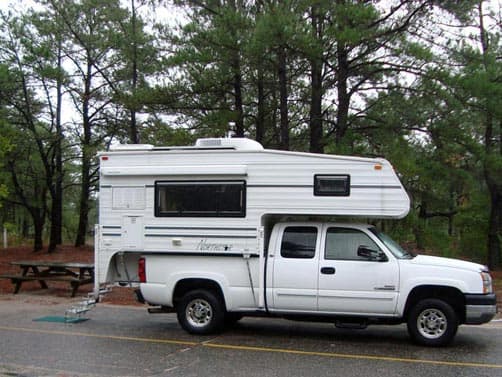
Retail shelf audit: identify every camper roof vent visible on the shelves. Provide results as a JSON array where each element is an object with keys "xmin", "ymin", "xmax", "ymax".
[
  {"xmin": 195, "ymin": 137, "xmax": 264, "ymax": 151},
  {"xmin": 109, "ymin": 144, "xmax": 154, "ymax": 151}
]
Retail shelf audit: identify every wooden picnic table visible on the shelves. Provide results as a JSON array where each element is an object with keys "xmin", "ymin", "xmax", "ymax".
[{"xmin": 0, "ymin": 261, "xmax": 94, "ymax": 297}]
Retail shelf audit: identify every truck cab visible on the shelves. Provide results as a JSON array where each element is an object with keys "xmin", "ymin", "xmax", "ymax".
[{"xmin": 267, "ymin": 223, "xmax": 400, "ymax": 316}]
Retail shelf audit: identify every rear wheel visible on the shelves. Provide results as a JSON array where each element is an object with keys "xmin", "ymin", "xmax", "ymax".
[
  {"xmin": 177, "ymin": 289, "xmax": 225, "ymax": 335},
  {"xmin": 407, "ymin": 298, "xmax": 458, "ymax": 347}
]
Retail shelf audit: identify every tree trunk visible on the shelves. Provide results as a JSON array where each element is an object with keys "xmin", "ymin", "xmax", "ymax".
[
  {"xmin": 48, "ymin": 42, "xmax": 64, "ymax": 253},
  {"xmin": 129, "ymin": 0, "xmax": 139, "ymax": 144},
  {"xmin": 228, "ymin": 0, "xmax": 244, "ymax": 137},
  {"xmin": 75, "ymin": 148, "xmax": 91, "ymax": 247},
  {"xmin": 335, "ymin": 44, "xmax": 350, "ymax": 147},
  {"xmin": 277, "ymin": 46, "xmax": 289, "ymax": 150},
  {"xmin": 48, "ymin": 188, "xmax": 62, "ymax": 252},
  {"xmin": 255, "ymin": 0, "xmax": 265, "ymax": 144},
  {"xmin": 256, "ymin": 67, "xmax": 265, "ymax": 144},
  {"xmin": 22, "ymin": 217, "xmax": 30, "ymax": 239},
  {"xmin": 130, "ymin": 109, "xmax": 138, "ymax": 143},
  {"xmin": 309, "ymin": 5, "xmax": 323, "ymax": 153},
  {"xmin": 232, "ymin": 53, "xmax": 245, "ymax": 137},
  {"xmin": 309, "ymin": 58, "xmax": 323, "ymax": 153},
  {"xmin": 75, "ymin": 56, "xmax": 93, "ymax": 247},
  {"xmin": 33, "ymin": 209, "xmax": 45, "ymax": 252}
]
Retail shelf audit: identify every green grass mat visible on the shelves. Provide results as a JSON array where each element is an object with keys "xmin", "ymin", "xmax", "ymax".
[{"xmin": 33, "ymin": 316, "xmax": 89, "ymax": 324}]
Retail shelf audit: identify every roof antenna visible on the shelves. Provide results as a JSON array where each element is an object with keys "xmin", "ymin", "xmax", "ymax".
[{"xmin": 227, "ymin": 122, "xmax": 236, "ymax": 138}]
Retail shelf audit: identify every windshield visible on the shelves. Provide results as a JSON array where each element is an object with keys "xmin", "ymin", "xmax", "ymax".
[{"xmin": 370, "ymin": 228, "xmax": 414, "ymax": 259}]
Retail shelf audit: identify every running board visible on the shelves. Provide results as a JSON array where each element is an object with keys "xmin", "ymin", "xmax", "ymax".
[
  {"xmin": 148, "ymin": 306, "xmax": 175, "ymax": 314},
  {"xmin": 335, "ymin": 320, "xmax": 368, "ymax": 330}
]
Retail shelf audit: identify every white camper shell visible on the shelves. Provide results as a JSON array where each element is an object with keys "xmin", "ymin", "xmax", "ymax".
[{"xmin": 95, "ymin": 137, "xmax": 409, "ymax": 288}]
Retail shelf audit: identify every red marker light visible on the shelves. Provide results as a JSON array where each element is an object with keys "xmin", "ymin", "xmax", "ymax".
[
  {"xmin": 101, "ymin": 156, "xmax": 109, "ymax": 161},
  {"xmin": 138, "ymin": 258, "xmax": 146, "ymax": 283}
]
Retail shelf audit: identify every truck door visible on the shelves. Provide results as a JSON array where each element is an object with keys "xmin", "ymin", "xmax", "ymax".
[
  {"xmin": 317, "ymin": 226, "xmax": 399, "ymax": 315},
  {"xmin": 270, "ymin": 225, "xmax": 320, "ymax": 312}
]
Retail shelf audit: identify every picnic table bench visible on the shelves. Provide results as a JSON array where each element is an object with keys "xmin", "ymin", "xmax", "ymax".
[{"xmin": 0, "ymin": 261, "xmax": 94, "ymax": 297}]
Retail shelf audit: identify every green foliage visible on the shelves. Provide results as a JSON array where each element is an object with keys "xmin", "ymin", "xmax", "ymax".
[
  {"xmin": 329, "ymin": 1, "xmax": 380, "ymax": 45},
  {"xmin": 455, "ymin": 189, "xmax": 489, "ymax": 263},
  {"xmin": 0, "ymin": 0, "xmax": 500, "ymax": 265},
  {"xmin": 0, "ymin": 136, "xmax": 8, "ymax": 205},
  {"xmin": 251, "ymin": 1, "xmax": 309, "ymax": 52},
  {"xmin": 140, "ymin": 117, "xmax": 195, "ymax": 146}
]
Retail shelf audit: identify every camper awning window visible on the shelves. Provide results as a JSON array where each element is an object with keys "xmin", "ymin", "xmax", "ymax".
[{"xmin": 314, "ymin": 175, "xmax": 350, "ymax": 196}]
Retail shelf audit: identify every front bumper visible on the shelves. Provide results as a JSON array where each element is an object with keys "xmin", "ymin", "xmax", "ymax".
[{"xmin": 464, "ymin": 293, "xmax": 497, "ymax": 324}]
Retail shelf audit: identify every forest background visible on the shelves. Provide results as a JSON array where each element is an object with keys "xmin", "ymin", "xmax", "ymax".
[{"xmin": 0, "ymin": 0, "xmax": 500, "ymax": 269}]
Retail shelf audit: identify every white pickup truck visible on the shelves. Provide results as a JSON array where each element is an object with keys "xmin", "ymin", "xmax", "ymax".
[
  {"xmin": 137, "ymin": 222, "xmax": 497, "ymax": 347},
  {"xmin": 95, "ymin": 137, "xmax": 496, "ymax": 346}
]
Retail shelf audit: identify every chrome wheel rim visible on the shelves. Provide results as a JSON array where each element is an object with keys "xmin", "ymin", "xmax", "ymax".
[
  {"xmin": 186, "ymin": 298, "xmax": 213, "ymax": 328},
  {"xmin": 417, "ymin": 308, "xmax": 447, "ymax": 339}
]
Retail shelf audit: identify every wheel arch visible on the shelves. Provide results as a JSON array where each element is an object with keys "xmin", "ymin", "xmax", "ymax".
[
  {"xmin": 173, "ymin": 278, "xmax": 227, "ymax": 310},
  {"xmin": 403, "ymin": 285, "xmax": 466, "ymax": 323}
]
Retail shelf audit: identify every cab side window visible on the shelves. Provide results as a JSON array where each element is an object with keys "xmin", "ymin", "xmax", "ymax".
[
  {"xmin": 281, "ymin": 227, "xmax": 317, "ymax": 259},
  {"xmin": 325, "ymin": 228, "xmax": 380, "ymax": 260}
]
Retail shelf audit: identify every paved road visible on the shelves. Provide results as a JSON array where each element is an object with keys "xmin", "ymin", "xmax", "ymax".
[{"xmin": 0, "ymin": 297, "xmax": 501, "ymax": 377}]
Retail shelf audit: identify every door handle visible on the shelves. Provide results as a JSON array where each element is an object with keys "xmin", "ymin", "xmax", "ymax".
[{"xmin": 321, "ymin": 267, "xmax": 336, "ymax": 275}]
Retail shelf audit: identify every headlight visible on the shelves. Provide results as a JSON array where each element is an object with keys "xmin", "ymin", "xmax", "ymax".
[{"xmin": 480, "ymin": 271, "xmax": 493, "ymax": 294}]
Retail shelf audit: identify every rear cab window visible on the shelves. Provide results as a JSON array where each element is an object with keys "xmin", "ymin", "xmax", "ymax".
[{"xmin": 280, "ymin": 226, "xmax": 318, "ymax": 259}]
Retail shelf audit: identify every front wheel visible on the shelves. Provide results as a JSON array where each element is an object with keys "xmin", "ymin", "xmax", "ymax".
[
  {"xmin": 177, "ymin": 290, "xmax": 225, "ymax": 335},
  {"xmin": 407, "ymin": 299, "xmax": 458, "ymax": 347}
]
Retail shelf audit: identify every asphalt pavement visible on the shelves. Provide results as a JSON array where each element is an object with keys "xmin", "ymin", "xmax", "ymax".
[{"xmin": 0, "ymin": 295, "xmax": 501, "ymax": 377}]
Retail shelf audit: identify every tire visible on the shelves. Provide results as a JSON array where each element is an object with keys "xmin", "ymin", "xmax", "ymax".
[
  {"xmin": 407, "ymin": 298, "xmax": 458, "ymax": 347},
  {"xmin": 176, "ymin": 289, "xmax": 225, "ymax": 335}
]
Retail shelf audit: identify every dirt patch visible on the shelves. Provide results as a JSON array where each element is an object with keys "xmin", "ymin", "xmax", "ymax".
[{"xmin": 0, "ymin": 245, "xmax": 140, "ymax": 306}]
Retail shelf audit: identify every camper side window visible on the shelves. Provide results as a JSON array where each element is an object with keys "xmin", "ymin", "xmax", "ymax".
[
  {"xmin": 155, "ymin": 180, "xmax": 246, "ymax": 217},
  {"xmin": 314, "ymin": 175, "xmax": 350, "ymax": 196}
]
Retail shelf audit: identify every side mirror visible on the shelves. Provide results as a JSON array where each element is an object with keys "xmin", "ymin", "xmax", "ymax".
[{"xmin": 357, "ymin": 246, "xmax": 387, "ymax": 262}]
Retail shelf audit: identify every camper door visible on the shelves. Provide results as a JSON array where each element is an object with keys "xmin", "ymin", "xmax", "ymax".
[{"xmin": 122, "ymin": 216, "xmax": 144, "ymax": 250}]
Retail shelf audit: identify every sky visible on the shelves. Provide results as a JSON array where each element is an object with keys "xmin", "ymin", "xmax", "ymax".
[{"xmin": 0, "ymin": 0, "xmax": 185, "ymax": 26}]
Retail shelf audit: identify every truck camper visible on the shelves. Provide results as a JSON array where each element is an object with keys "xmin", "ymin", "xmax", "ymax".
[{"xmin": 94, "ymin": 137, "xmax": 496, "ymax": 346}]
